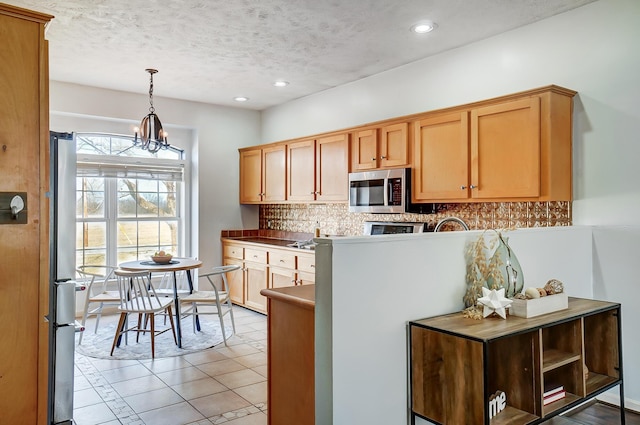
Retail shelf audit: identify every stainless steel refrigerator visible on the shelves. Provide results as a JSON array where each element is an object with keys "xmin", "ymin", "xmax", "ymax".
[{"xmin": 48, "ymin": 131, "xmax": 84, "ymax": 425}]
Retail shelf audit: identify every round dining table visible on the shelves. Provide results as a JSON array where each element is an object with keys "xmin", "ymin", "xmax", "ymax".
[{"xmin": 119, "ymin": 258, "xmax": 202, "ymax": 348}]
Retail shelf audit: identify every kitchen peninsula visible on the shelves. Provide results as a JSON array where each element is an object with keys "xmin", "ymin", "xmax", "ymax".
[{"xmin": 312, "ymin": 226, "xmax": 594, "ymax": 425}]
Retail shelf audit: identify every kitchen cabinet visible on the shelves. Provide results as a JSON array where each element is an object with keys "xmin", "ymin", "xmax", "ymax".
[
  {"xmin": 0, "ymin": 5, "xmax": 52, "ymax": 423},
  {"xmin": 222, "ymin": 239, "xmax": 316, "ymax": 313},
  {"xmin": 223, "ymin": 243, "xmax": 245, "ymax": 304},
  {"xmin": 222, "ymin": 243, "xmax": 268, "ymax": 313},
  {"xmin": 244, "ymin": 248, "xmax": 268, "ymax": 313},
  {"xmin": 413, "ymin": 112, "xmax": 469, "ymax": 200},
  {"xmin": 288, "ymin": 133, "xmax": 349, "ymax": 202},
  {"xmin": 261, "ymin": 285, "xmax": 315, "ymax": 425},
  {"xmin": 268, "ymin": 249, "xmax": 297, "ymax": 288},
  {"xmin": 239, "ymin": 145, "xmax": 286, "ymax": 204},
  {"xmin": 287, "ymin": 138, "xmax": 315, "ymax": 201},
  {"xmin": 409, "ymin": 298, "xmax": 623, "ymax": 425},
  {"xmin": 296, "ymin": 253, "xmax": 316, "ymax": 285},
  {"xmin": 413, "ymin": 86, "xmax": 575, "ymax": 202},
  {"xmin": 352, "ymin": 123, "xmax": 409, "ymax": 171}
]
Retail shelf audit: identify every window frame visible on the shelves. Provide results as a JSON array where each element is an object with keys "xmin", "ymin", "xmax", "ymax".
[{"xmin": 74, "ymin": 133, "xmax": 188, "ymax": 269}]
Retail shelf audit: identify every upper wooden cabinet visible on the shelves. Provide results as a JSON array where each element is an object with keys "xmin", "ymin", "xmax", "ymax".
[
  {"xmin": 413, "ymin": 86, "xmax": 575, "ymax": 202},
  {"xmin": 239, "ymin": 145, "xmax": 286, "ymax": 204},
  {"xmin": 351, "ymin": 123, "xmax": 409, "ymax": 170},
  {"xmin": 315, "ymin": 133, "xmax": 349, "ymax": 201},
  {"xmin": 413, "ymin": 112, "xmax": 469, "ymax": 201},
  {"xmin": 287, "ymin": 139, "xmax": 315, "ymax": 201},
  {"xmin": 288, "ymin": 133, "xmax": 349, "ymax": 202},
  {"xmin": 239, "ymin": 148, "xmax": 262, "ymax": 203},
  {"xmin": 240, "ymin": 85, "xmax": 574, "ymax": 205}
]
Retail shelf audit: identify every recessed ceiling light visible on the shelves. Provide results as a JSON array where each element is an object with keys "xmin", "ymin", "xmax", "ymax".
[
  {"xmin": 273, "ymin": 80, "xmax": 289, "ymax": 87},
  {"xmin": 411, "ymin": 21, "xmax": 437, "ymax": 34},
  {"xmin": 234, "ymin": 96, "xmax": 249, "ymax": 102}
]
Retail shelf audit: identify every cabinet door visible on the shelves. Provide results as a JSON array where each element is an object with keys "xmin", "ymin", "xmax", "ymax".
[
  {"xmin": 413, "ymin": 112, "xmax": 469, "ymax": 201},
  {"xmin": 263, "ymin": 145, "xmax": 286, "ymax": 202},
  {"xmin": 471, "ymin": 97, "xmax": 541, "ymax": 199},
  {"xmin": 351, "ymin": 129, "xmax": 378, "ymax": 170},
  {"xmin": 298, "ymin": 271, "xmax": 315, "ymax": 285},
  {"xmin": 316, "ymin": 133, "xmax": 349, "ymax": 201},
  {"xmin": 224, "ymin": 258, "xmax": 245, "ymax": 305},
  {"xmin": 245, "ymin": 262, "xmax": 268, "ymax": 313},
  {"xmin": 269, "ymin": 266, "xmax": 297, "ymax": 288},
  {"xmin": 287, "ymin": 139, "xmax": 316, "ymax": 201},
  {"xmin": 239, "ymin": 148, "xmax": 263, "ymax": 203},
  {"xmin": 380, "ymin": 122, "xmax": 409, "ymax": 168}
]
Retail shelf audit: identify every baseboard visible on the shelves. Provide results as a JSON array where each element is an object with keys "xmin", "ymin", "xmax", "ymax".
[{"xmin": 596, "ymin": 392, "xmax": 640, "ymax": 414}]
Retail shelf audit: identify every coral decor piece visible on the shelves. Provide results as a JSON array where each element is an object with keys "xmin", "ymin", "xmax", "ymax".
[{"xmin": 478, "ymin": 288, "xmax": 513, "ymax": 319}]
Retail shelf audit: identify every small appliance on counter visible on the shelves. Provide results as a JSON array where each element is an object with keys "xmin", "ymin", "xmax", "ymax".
[{"xmin": 363, "ymin": 221, "xmax": 431, "ymax": 235}]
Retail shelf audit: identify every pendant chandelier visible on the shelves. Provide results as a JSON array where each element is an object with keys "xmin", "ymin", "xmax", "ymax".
[{"xmin": 134, "ymin": 69, "xmax": 170, "ymax": 153}]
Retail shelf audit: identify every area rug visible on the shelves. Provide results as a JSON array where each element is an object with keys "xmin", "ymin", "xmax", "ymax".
[{"xmin": 75, "ymin": 318, "xmax": 233, "ymax": 360}]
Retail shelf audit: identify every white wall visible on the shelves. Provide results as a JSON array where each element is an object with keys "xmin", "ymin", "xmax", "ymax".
[
  {"xmin": 49, "ymin": 82, "xmax": 261, "ymax": 271},
  {"xmin": 315, "ymin": 227, "xmax": 594, "ymax": 425},
  {"xmin": 261, "ymin": 0, "xmax": 640, "ymax": 227}
]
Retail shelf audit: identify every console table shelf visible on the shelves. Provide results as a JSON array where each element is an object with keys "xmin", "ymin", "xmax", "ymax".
[{"xmin": 409, "ymin": 297, "xmax": 624, "ymax": 425}]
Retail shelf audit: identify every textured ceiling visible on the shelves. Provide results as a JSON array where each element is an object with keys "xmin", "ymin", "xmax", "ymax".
[{"xmin": 5, "ymin": 0, "xmax": 596, "ymax": 110}]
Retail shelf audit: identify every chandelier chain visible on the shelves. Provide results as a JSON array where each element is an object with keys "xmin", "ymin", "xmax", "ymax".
[{"xmin": 148, "ymin": 72, "xmax": 155, "ymax": 113}]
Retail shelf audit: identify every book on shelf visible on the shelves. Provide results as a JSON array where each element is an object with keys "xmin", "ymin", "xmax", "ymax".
[
  {"xmin": 543, "ymin": 384, "xmax": 564, "ymax": 398},
  {"xmin": 543, "ymin": 390, "xmax": 566, "ymax": 405}
]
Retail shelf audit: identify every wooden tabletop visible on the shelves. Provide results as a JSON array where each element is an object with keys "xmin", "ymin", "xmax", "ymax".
[
  {"xmin": 410, "ymin": 297, "xmax": 620, "ymax": 342},
  {"xmin": 119, "ymin": 258, "xmax": 202, "ymax": 272}
]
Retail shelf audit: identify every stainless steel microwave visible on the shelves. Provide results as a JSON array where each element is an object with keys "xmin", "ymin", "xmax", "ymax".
[
  {"xmin": 349, "ymin": 168, "xmax": 436, "ymax": 214},
  {"xmin": 348, "ymin": 168, "xmax": 406, "ymax": 213}
]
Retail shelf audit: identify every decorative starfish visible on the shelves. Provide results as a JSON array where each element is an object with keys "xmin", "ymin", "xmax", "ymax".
[{"xmin": 478, "ymin": 287, "xmax": 512, "ymax": 319}]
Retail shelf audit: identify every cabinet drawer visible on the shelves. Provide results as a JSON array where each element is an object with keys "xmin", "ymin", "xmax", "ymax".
[
  {"xmin": 297, "ymin": 254, "xmax": 316, "ymax": 273},
  {"xmin": 269, "ymin": 250, "xmax": 296, "ymax": 269},
  {"xmin": 224, "ymin": 244, "xmax": 244, "ymax": 260},
  {"xmin": 245, "ymin": 248, "xmax": 267, "ymax": 263}
]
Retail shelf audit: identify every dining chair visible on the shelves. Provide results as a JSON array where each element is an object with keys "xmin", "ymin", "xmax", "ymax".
[
  {"xmin": 179, "ymin": 265, "xmax": 239, "ymax": 346},
  {"xmin": 111, "ymin": 269, "xmax": 177, "ymax": 358},
  {"xmin": 76, "ymin": 265, "xmax": 118, "ymax": 345}
]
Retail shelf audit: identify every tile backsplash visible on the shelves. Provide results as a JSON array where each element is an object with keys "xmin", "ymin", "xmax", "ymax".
[{"xmin": 259, "ymin": 202, "xmax": 571, "ymax": 236}]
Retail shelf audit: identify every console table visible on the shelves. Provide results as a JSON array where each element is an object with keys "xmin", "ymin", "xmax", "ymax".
[{"xmin": 408, "ymin": 297, "xmax": 624, "ymax": 424}]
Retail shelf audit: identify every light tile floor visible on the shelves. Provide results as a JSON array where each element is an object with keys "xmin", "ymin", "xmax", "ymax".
[{"xmin": 73, "ymin": 307, "xmax": 268, "ymax": 425}]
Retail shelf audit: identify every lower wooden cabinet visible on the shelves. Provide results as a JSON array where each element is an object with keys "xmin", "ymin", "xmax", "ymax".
[
  {"xmin": 409, "ymin": 298, "xmax": 623, "ymax": 425},
  {"xmin": 261, "ymin": 285, "xmax": 315, "ymax": 425},
  {"xmin": 222, "ymin": 239, "xmax": 316, "ymax": 314}
]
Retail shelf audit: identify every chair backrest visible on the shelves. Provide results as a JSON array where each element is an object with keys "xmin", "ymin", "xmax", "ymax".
[
  {"xmin": 200, "ymin": 265, "xmax": 241, "ymax": 293},
  {"xmin": 76, "ymin": 265, "xmax": 117, "ymax": 295},
  {"xmin": 114, "ymin": 269, "xmax": 165, "ymax": 311}
]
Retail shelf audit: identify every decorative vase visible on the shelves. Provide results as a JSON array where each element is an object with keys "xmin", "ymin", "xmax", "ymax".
[{"xmin": 486, "ymin": 232, "xmax": 524, "ymax": 298}]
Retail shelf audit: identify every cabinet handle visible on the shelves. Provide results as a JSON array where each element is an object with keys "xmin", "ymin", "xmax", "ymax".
[
  {"xmin": 470, "ymin": 185, "xmax": 477, "ymax": 189},
  {"xmin": 371, "ymin": 157, "xmax": 376, "ymax": 161},
  {"xmin": 460, "ymin": 185, "xmax": 467, "ymax": 190},
  {"xmin": 310, "ymin": 264, "xmax": 315, "ymax": 268},
  {"xmin": 280, "ymin": 259, "xmax": 285, "ymax": 263},
  {"xmin": 380, "ymin": 155, "xmax": 386, "ymax": 159}
]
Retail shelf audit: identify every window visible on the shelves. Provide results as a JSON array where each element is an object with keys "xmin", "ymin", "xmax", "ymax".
[{"xmin": 75, "ymin": 133, "xmax": 186, "ymax": 268}]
